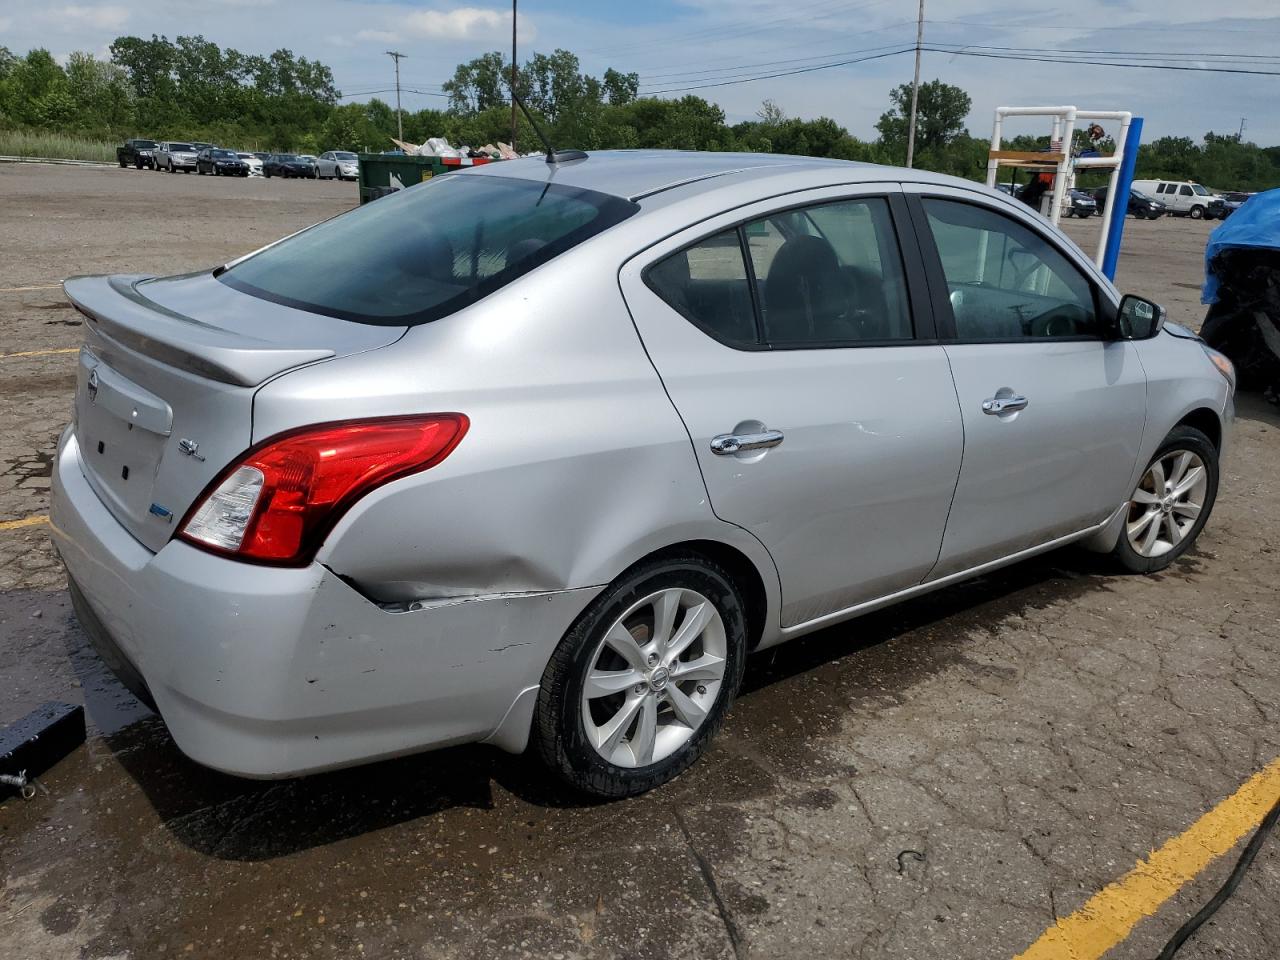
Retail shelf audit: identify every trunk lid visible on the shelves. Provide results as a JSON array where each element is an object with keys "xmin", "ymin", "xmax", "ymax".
[{"xmin": 66, "ymin": 271, "xmax": 405, "ymax": 552}]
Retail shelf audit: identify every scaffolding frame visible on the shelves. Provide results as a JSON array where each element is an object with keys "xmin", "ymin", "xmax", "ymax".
[{"xmin": 986, "ymin": 106, "xmax": 1133, "ymax": 267}]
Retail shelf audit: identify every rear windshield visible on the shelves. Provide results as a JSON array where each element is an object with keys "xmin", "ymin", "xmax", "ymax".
[{"xmin": 220, "ymin": 174, "xmax": 638, "ymax": 325}]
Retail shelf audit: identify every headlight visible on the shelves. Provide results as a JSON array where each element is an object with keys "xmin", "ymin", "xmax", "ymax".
[{"xmin": 1201, "ymin": 344, "xmax": 1236, "ymax": 393}]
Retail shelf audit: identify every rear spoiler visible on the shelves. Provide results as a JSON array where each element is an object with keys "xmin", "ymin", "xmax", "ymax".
[{"xmin": 64, "ymin": 275, "xmax": 333, "ymax": 386}]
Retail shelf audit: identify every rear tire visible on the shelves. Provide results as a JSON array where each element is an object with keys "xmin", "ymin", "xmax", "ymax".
[
  {"xmin": 1112, "ymin": 425, "xmax": 1218, "ymax": 574},
  {"xmin": 534, "ymin": 554, "xmax": 748, "ymax": 799}
]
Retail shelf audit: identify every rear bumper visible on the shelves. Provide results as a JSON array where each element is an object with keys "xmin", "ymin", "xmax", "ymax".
[{"xmin": 50, "ymin": 428, "xmax": 597, "ymax": 777}]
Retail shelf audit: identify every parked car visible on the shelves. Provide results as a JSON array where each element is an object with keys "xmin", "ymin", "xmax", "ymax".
[
  {"xmin": 192, "ymin": 142, "xmax": 214, "ymax": 152},
  {"xmin": 116, "ymin": 139, "xmax": 158, "ymax": 169},
  {"xmin": 1132, "ymin": 179, "xmax": 1226, "ymax": 220},
  {"xmin": 237, "ymin": 152, "xmax": 264, "ymax": 177},
  {"xmin": 297, "ymin": 155, "xmax": 320, "ymax": 178},
  {"xmin": 157, "ymin": 142, "xmax": 199, "ymax": 174},
  {"xmin": 1089, "ymin": 187, "xmax": 1166, "ymax": 220},
  {"xmin": 1220, "ymin": 191, "xmax": 1253, "ymax": 217},
  {"xmin": 52, "ymin": 152, "xmax": 1235, "ymax": 797},
  {"xmin": 1064, "ymin": 188, "xmax": 1098, "ymax": 218},
  {"xmin": 262, "ymin": 153, "xmax": 317, "ymax": 179},
  {"xmin": 196, "ymin": 148, "xmax": 250, "ymax": 177},
  {"xmin": 316, "ymin": 150, "xmax": 360, "ymax": 181}
]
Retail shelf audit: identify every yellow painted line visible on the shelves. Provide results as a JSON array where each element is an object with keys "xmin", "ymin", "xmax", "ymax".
[
  {"xmin": 1015, "ymin": 755, "xmax": 1280, "ymax": 960},
  {"xmin": 0, "ymin": 347, "xmax": 79, "ymax": 359},
  {"xmin": 0, "ymin": 284, "xmax": 61, "ymax": 293},
  {"xmin": 0, "ymin": 515, "xmax": 50, "ymax": 531}
]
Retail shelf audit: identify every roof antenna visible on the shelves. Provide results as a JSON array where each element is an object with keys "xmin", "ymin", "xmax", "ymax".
[{"xmin": 511, "ymin": 91, "xmax": 588, "ymax": 165}]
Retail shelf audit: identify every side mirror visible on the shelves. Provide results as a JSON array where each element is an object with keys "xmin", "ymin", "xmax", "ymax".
[{"xmin": 1115, "ymin": 294, "xmax": 1166, "ymax": 340}]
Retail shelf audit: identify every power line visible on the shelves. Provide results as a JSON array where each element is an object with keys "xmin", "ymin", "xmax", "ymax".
[
  {"xmin": 922, "ymin": 45, "xmax": 1280, "ymax": 76},
  {"xmin": 635, "ymin": 38, "xmax": 918, "ymax": 83},
  {"xmin": 639, "ymin": 47, "xmax": 915, "ymax": 95}
]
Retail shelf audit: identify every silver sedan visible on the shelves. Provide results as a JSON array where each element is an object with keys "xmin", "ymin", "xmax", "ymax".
[
  {"xmin": 51, "ymin": 151, "xmax": 1234, "ymax": 797},
  {"xmin": 316, "ymin": 150, "xmax": 359, "ymax": 181}
]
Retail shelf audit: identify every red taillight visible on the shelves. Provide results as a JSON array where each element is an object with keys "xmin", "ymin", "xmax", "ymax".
[{"xmin": 178, "ymin": 414, "xmax": 468, "ymax": 565}]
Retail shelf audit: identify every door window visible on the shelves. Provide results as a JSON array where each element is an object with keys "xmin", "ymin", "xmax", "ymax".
[
  {"xmin": 646, "ymin": 229, "xmax": 758, "ymax": 347},
  {"xmin": 1179, "ymin": 185, "xmax": 1194, "ymax": 196},
  {"xmin": 923, "ymin": 198, "xmax": 1098, "ymax": 340},
  {"xmin": 745, "ymin": 198, "xmax": 912, "ymax": 344}
]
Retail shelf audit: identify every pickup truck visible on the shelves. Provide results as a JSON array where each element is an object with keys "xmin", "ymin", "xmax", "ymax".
[{"xmin": 117, "ymin": 139, "xmax": 158, "ymax": 169}]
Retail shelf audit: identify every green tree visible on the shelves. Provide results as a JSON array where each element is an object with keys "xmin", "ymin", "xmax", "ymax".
[{"xmin": 875, "ymin": 79, "xmax": 972, "ymax": 158}]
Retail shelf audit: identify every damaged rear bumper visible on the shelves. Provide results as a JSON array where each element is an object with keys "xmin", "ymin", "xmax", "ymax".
[{"xmin": 50, "ymin": 427, "xmax": 599, "ymax": 778}]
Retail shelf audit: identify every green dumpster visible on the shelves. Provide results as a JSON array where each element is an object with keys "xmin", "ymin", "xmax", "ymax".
[{"xmin": 357, "ymin": 153, "xmax": 502, "ymax": 204}]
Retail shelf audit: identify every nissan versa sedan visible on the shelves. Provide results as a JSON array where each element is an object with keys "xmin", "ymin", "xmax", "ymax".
[{"xmin": 51, "ymin": 151, "xmax": 1235, "ymax": 798}]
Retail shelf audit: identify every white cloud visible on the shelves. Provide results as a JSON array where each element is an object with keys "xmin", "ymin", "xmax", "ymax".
[{"xmin": 44, "ymin": 4, "xmax": 130, "ymax": 31}]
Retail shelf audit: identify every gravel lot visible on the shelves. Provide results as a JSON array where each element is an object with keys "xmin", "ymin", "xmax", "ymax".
[{"xmin": 1, "ymin": 163, "xmax": 1276, "ymax": 960}]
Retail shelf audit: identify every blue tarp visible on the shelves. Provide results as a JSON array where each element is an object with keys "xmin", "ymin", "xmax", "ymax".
[{"xmin": 1203, "ymin": 188, "xmax": 1280, "ymax": 304}]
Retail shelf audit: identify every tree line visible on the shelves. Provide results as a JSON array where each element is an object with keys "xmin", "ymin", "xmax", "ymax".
[{"xmin": 1, "ymin": 37, "xmax": 1278, "ymax": 190}]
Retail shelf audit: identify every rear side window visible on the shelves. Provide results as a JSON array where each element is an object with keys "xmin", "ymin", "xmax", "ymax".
[
  {"xmin": 646, "ymin": 229, "xmax": 758, "ymax": 348},
  {"xmin": 221, "ymin": 175, "xmax": 638, "ymax": 325},
  {"xmin": 645, "ymin": 196, "xmax": 913, "ymax": 349}
]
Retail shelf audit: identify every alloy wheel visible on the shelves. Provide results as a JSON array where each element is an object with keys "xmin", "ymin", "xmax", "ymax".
[
  {"xmin": 1125, "ymin": 449, "xmax": 1208, "ymax": 558},
  {"xmin": 580, "ymin": 588, "xmax": 727, "ymax": 768}
]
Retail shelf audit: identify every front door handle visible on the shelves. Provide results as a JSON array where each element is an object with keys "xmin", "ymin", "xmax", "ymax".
[
  {"xmin": 982, "ymin": 395, "xmax": 1029, "ymax": 415},
  {"xmin": 710, "ymin": 429, "xmax": 784, "ymax": 455}
]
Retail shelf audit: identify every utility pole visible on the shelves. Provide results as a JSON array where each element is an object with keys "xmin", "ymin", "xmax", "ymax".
[
  {"xmin": 510, "ymin": 0, "xmax": 518, "ymax": 151},
  {"xmin": 386, "ymin": 50, "xmax": 406, "ymax": 142},
  {"xmin": 1238, "ymin": 117, "xmax": 1246, "ymax": 141},
  {"xmin": 905, "ymin": 0, "xmax": 924, "ymax": 168}
]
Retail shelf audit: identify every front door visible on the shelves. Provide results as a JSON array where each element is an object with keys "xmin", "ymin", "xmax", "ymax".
[
  {"xmin": 620, "ymin": 187, "xmax": 964, "ymax": 629},
  {"xmin": 908, "ymin": 188, "xmax": 1147, "ymax": 577}
]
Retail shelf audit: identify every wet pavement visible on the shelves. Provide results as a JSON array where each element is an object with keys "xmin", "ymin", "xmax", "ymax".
[{"xmin": 1, "ymin": 165, "xmax": 1277, "ymax": 960}]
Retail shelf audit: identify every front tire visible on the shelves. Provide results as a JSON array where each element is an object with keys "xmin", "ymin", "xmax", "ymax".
[
  {"xmin": 1113, "ymin": 425, "xmax": 1218, "ymax": 573},
  {"xmin": 1190, "ymin": 205, "xmax": 1205, "ymax": 220},
  {"xmin": 534, "ymin": 554, "xmax": 748, "ymax": 799}
]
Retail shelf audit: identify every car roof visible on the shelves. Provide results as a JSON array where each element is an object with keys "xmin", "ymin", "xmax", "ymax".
[{"xmin": 463, "ymin": 149, "xmax": 966, "ymax": 201}]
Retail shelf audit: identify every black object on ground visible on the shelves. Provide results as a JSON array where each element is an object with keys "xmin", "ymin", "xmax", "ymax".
[
  {"xmin": 1201, "ymin": 248, "xmax": 1280, "ymax": 402},
  {"xmin": 1154, "ymin": 794, "xmax": 1280, "ymax": 959},
  {"xmin": 0, "ymin": 701, "xmax": 87, "ymax": 798}
]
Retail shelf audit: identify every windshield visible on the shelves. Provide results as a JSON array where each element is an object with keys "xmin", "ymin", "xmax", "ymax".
[
  {"xmin": 1131, "ymin": 190, "xmax": 1152, "ymax": 201},
  {"xmin": 278, "ymin": 154, "xmax": 299, "ymax": 161},
  {"xmin": 170, "ymin": 143, "xmax": 193, "ymax": 152},
  {"xmin": 221, "ymin": 174, "xmax": 638, "ymax": 326},
  {"xmin": 212, "ymin": 150, "xmax": 237, "ymax": 159},
  {"xmin": 135, "ymin": 140, "xmax": 157, "ymax": 149},
  {"xmin": 1192, "ymin": 184, "xmax": 1210, "ymax": 196},
  {"xmin": 335, "ymin": 152, "xmax": 358, "ymax": 161}
]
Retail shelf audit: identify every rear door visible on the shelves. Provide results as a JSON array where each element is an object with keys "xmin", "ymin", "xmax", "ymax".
[
  {"xmin": 905, "ymin": 185, "xmax": 1147, "ymax": 577},
  {"xmin": 620, "ymin": 185, "xmax": 964, "ymax": 629}
]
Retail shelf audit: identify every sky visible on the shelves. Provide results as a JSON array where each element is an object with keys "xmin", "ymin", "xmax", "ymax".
[{"xmin": 3, "ymin": 0, "xmax": 1279, "ymax": 146}]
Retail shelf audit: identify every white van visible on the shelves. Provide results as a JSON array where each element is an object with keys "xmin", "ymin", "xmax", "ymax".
[{"xmin": 1132, "ymin": 180, "xmax": 1225, "ymax": 220}]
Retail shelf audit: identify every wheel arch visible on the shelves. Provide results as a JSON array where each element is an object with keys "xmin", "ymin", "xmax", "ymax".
[{"xmin": 1174, "ymin": 406, "xmax": 1222, "ymax": 450}]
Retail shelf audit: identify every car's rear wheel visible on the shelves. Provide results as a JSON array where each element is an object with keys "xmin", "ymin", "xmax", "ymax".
[
  {"xmin": 534, "ymin": 555, "xmax": 748, "ymax": 798},
  {"xmin": 1113, "ymin": 425, "xmax": 1218, "ymax": 573}
]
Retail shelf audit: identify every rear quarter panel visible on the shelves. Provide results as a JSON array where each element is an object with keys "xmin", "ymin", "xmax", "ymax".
[{"xmin": 251, "ymin": 240, "xmax": 782, "ymax": 629}]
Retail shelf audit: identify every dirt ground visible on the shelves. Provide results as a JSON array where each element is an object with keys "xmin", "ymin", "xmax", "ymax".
[{"xmin": 1, "ymin": 164, "xmax": 1276, "ymax": 960}]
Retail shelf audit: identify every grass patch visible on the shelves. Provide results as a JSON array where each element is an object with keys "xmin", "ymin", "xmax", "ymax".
[{"xmin": 0, "ymin": 130, "xmax": 117, "ymax": 163}]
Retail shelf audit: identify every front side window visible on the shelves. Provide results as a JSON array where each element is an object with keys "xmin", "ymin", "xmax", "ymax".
[
  {"xmin": 923, "ymin": 198, "xmax": 1097, "ymax": 340},
  {"xmin": 221, "ymin": 174, "xmax": 638, "ymax": 325},
  {"xmin": 1180, "ymin": 185, "xmax": 1194, "ymax": 196}
]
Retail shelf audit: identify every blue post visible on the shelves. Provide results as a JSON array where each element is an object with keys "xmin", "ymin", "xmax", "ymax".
[{"xmin": 1101, "ymin": 116, "xmax": 1143, "ymax": 281}]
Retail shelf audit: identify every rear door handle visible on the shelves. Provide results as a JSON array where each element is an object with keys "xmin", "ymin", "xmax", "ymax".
[
  {"xmin": 710, "ymin": 429, "xmax": 784, "ymax": 455},
  {"xmin": 982, "ymin": 395, "xmax": 1029, "ymax": 415}
]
